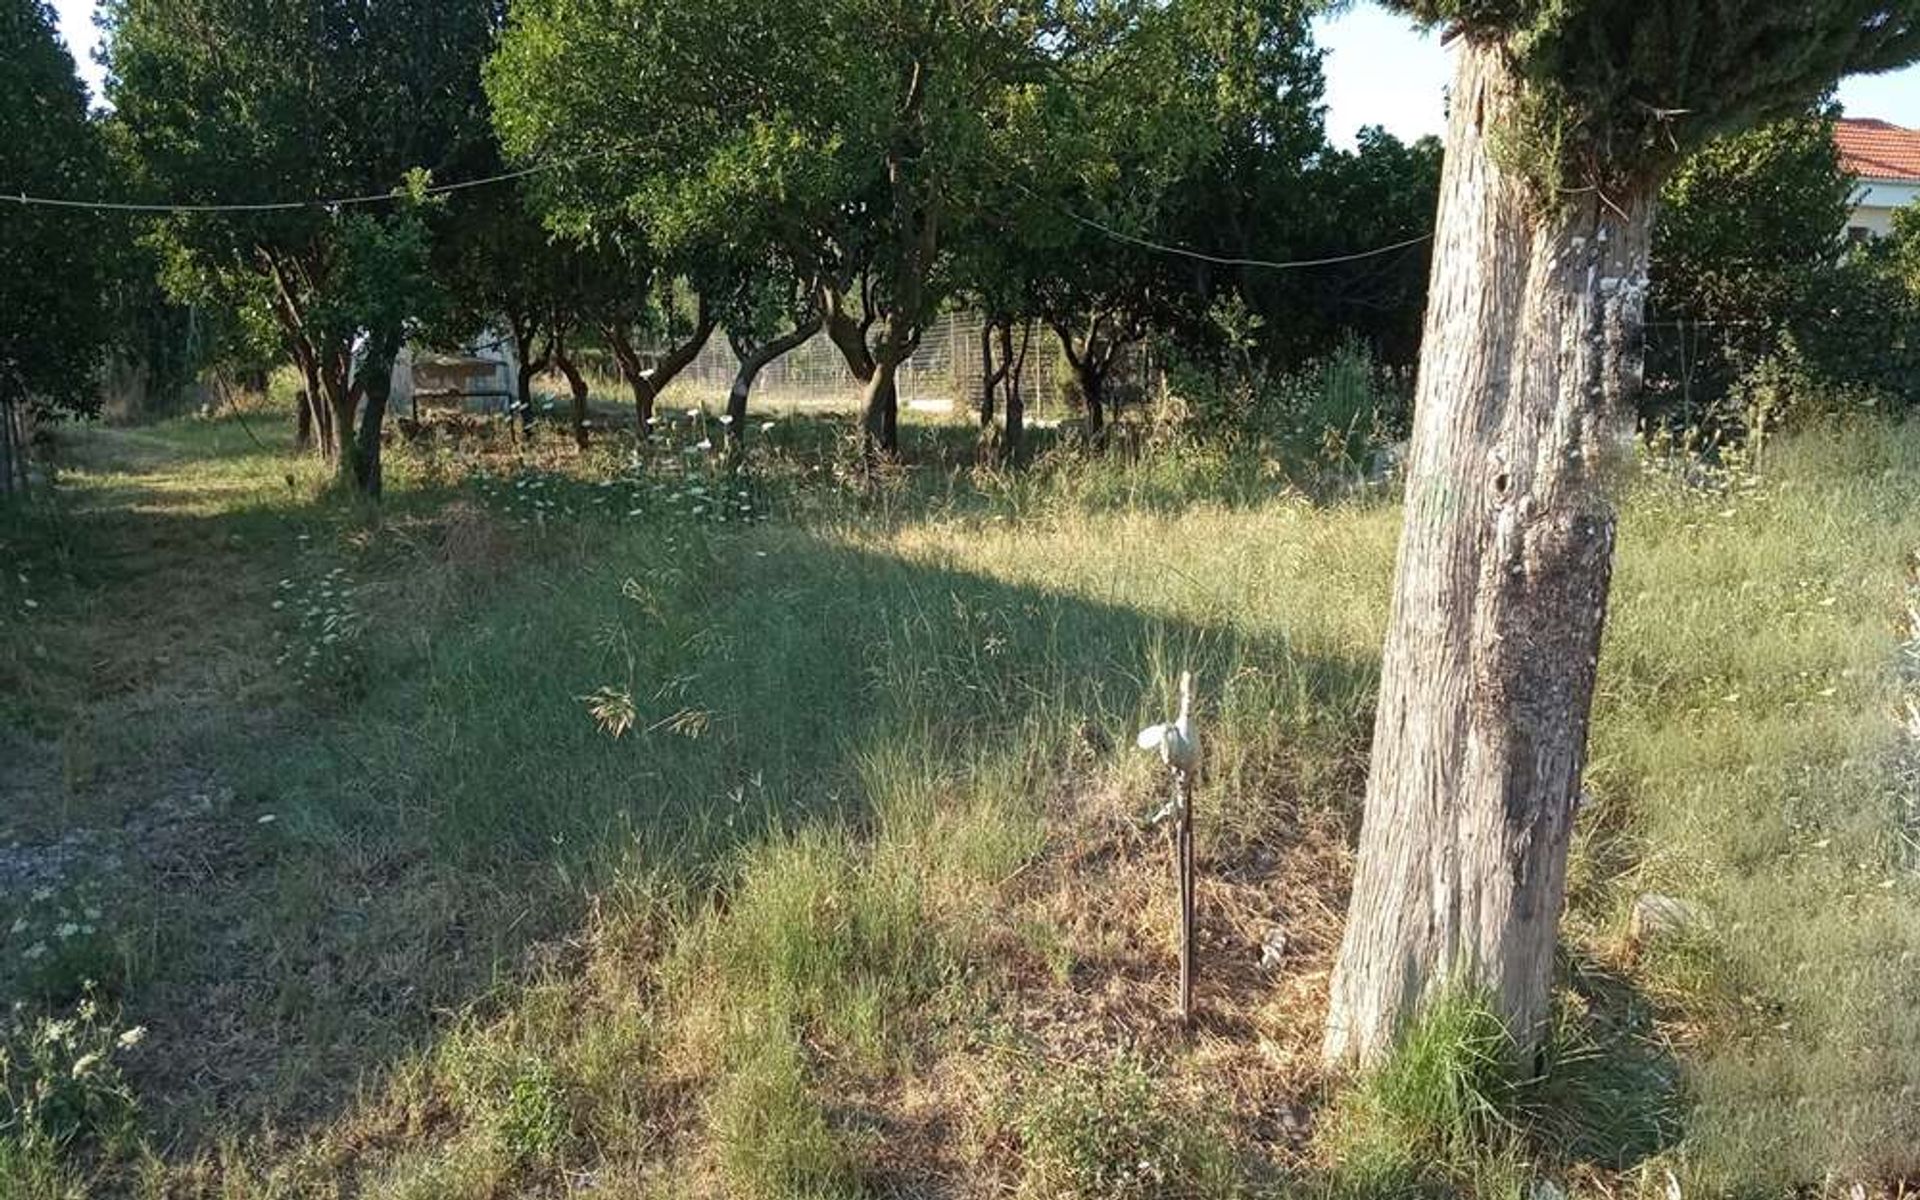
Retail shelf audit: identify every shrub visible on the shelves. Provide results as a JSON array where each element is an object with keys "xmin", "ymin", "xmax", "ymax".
[
  {"xmin": 1170, "ymin": 335, "xmax": 1410, "ymax": 479},
  {"xmin": 2, "ymin": 883, "xmax": 120, "ymax": 1006},
  {"xmin": 494, "ymin": 1058, "xmax": 568, "ymax": 1166}
]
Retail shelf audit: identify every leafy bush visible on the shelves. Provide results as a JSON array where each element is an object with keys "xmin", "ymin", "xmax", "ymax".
[
  {"xmin": 495, "ymin": 1058, "xmax": 568, "ymax": 1165},
  {"xmin": 1172, "ymin": 333, "xmax": 1410, "ymax": 478},
  {"xmin": 1645, "ymin": 104, "xmax": 1920, "ymax": 441}
]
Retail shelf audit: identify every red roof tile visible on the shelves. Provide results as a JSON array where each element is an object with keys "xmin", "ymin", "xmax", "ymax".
[{"xmin": 1835, "ymin": 117, "xmax": 1920, "ymax": 183}]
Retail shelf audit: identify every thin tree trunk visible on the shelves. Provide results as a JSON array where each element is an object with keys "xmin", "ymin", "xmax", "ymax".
[
  {"xmin": 0, "ymin": 392, "xmax": 19, "ymax": 496},
  {"xmin": 295, "ymin": 389, "xmax": 313, "ymax": 451},
  {"xmin": 331, "ymin": 397, "xmax": 356, "ymax": 484},
  {"xmin": 1076, "ymin": 361, "xmax": 1106, "ymax": 438},
  {"xmin": 515, "ymin": 364, "xmax": 537, "ymax": 434},
  {"xmin": 609, "ymin": 301, "xmax": 717, "ymax": 434},
  {"xmin": 824, "ymin": 298, "xmax": 876, "ymax": 384},
  {"xmin": 351, "ymin": 327, "xmax": 402, "ymax": 497},
  {"xmin": 1002, "ymin": 320, "xmax": 1030, "ymax": 465},
  {"xmin": 511, "ymin": 321, "xmax": 547, "ymax": 438},
  {"xmin": 297, "ymin": 354, "xmax": 334, "ymax": 458},
  {"xmin": 726, "ymin": 315, "xmax": 821, "ymax": 455},
  {"xmin": 862, "ymin": 354, "xmax": 901, "ymax": 464},
  {"xmin": 1323, "ymin": 41, "xmax": 1654, "ymax": 1068},
  {"xmin": 979, "ymin": 320, "xmax": 1003, "ymax": 428},
  {"xmin": 556, "ymin": 348, "xmax": 590, "ymax": 452}
]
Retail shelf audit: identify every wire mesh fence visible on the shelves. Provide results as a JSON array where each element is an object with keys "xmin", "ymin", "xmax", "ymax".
[{"xmin": 650, "ymin": 311, "xmax": 1092, "ymax": 420}]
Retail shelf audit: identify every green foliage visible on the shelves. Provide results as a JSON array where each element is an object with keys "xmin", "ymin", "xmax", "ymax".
[
  {"xmin": 0, "ymin": 986, "xmax": 143, "ymax": 1159},
  {"xmin": 1173, "ymin": 332, "xmax": 1410, "ymax": 479},
  {"xmin": 8, "ymin": 409, "xmax": 1920, "ymax": 1194},
  {"xmin": 1320, "ymin": 984, "xmax": 1678, "ymax": 1194},
  {"xmin": 0, "ymin": 0, "xmax": 110, "ymax": 425},
  {"xmin": 494, "ymin": 1059, "xmax": 568, "ymax": 1165},
  {"xmin": 1329, "ymin": 988, "xmax": 1523, "ymax": 1169},
  {"xmin": 1012, "ymin": 1056, "xmax": 1238, "ymax": 1200},
  {"xmin": 1, "ymin": 882, "xmax": 120, "ymax": 1007},
  {"xmin": 105, "ymin": 0, "xmax": 495, "ymax": 492},
  {"xmin": 1648, "ymin": 104, "xmax": 1920, "ymax": 439},
  {"xmin": 1392, "ymin": 1, "xmax": 1920, "ymax": 198}
]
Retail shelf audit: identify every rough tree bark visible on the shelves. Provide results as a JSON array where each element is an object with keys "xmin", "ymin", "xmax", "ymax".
[
  {"xmin": 0, "ymin": 391, "xmax": 21, "ymax": 496},
  {"xmin": 862, "ymin": 355, "xmax": 901, "ymax": 461},
  {"xmin": 1053, "ymin": 314, "xmax": 1139, "ymax": 441},
  {"xmin": 295, "ymin": 388, "xmax": 313, "ymax": 451},
  {"xmin": 322, "ymin": 354, "xmax": 360, "ymax": 489},
  {"xmin": 1323, "ymin": 41, "xmax": 1653, "ymax": 1068},
  {"xmin": 979, "ymin": 319, "xmax": 1007, "ymax": 429}
]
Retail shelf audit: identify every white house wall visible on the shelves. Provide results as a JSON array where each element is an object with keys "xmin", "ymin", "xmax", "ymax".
[{"xmin": 1851, "ymin": 178, "xmax": 1920, "ymax": 237}]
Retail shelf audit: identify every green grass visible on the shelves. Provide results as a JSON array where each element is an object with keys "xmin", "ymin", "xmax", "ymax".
[{"xmin": 1, "ymin": 404, "xmax": 1917, "ymax": 1197}]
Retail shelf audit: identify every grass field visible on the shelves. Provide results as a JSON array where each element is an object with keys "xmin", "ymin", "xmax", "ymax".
[{"xmin": 1, "ymin": 404, "xmax": 1917, "ymax": 1198}]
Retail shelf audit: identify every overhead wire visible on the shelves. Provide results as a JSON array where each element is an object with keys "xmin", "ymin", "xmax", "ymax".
[
  {"xmin": 7, "ymin": 154, "xmax": 1437, "ymax": 273},
  {"xmin": 0, "ymin": 144, "xmax": 631, "ymax": 214}
]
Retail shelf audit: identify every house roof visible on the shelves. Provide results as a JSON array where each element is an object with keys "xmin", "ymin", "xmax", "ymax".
[{"xmin": 1835, "ymin": 117, "xmax": 1920, "ymax": 183}]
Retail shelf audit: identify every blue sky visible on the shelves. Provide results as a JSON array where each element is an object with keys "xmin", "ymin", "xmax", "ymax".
[{"xmin": 47, "ymin": 0, "xmax": 1920, "ymax": 144}]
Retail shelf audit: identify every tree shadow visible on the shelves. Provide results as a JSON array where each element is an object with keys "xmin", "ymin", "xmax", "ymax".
[{"xmin": 1, "ymin": 423, "xmax": 1676, "ymax": 1190}]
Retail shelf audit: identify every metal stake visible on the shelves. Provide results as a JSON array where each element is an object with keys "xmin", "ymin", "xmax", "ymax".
[{"xmin": 1176, "ymin": 765, "xmax": 1195, "ymax": 1024}]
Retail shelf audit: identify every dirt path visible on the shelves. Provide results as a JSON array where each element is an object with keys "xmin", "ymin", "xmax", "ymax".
[{"xmin": 1, "ymin": 424, "xmax": 342, "ymax": 1137}]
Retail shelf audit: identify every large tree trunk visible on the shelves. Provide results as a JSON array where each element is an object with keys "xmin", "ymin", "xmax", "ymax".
[{"xmin": 1323, "ymin": 41, "xmax": 1653, "ymax": 1068}]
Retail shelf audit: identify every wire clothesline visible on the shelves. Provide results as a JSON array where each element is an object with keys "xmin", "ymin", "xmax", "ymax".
[
  {"xmin": 1049, "ymin": 210, "xmax": 1433, "ymax": 269},
  {"xmin": 0, "ymin": 145, "xmax": 631, "ymax": 214},
  {"xmin": 5, "ymin": 150, "xmax": 1437, "ymax": 271}
]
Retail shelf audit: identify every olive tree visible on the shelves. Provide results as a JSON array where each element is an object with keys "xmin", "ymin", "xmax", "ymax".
[{"xmin": 1325, "ymin": 1, "xmax": 1920, "ymax": 1068}]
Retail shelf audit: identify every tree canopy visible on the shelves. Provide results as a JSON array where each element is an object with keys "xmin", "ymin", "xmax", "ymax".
[
  {"xmin": 1, "ymin": 0, "xmax": 110, "ymax": 428},
  {"xmin": 104, "ymin": 0, "xmax": 498, "ymax": 493},
  {"xmin": 1394, "ymin": 2, "xmax": 1920, "ymax": 197}
]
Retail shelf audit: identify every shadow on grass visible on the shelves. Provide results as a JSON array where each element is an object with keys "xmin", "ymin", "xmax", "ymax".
[{"xmin": 2, "ymin": 415, "xmax": 1675, "ymax": 1193}]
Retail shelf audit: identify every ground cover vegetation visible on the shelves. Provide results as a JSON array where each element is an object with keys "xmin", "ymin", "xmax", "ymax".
[{"xmin": 8, "ymin": 0, "xmax": 1920, "ymax": 1195}]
